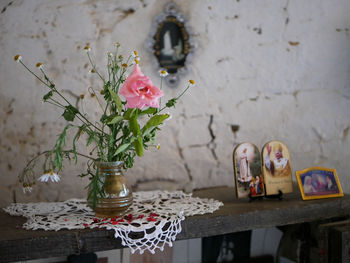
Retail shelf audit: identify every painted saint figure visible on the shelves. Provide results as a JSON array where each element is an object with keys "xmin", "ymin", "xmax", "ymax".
[
  {"xmin": 264, "ymin": 144, "xmax": 291, "ymax": 177},
  {"xmin": 303, "ymin": 175, "xmax": 316, "ymax": 194},
  {"xmin": 161, "ymin": 31, "xmax": 173, "ymax": 56},
  {"xmin": 255, "ymin": 175, "xmax": 263, "ymax": 195},
  {"xmin": 239, "ymin": 148, "xmax": 252, "ymax": 182},
  {"xmin": 325, "ymin": 175, "xmax": 337, "ymax": 191}
]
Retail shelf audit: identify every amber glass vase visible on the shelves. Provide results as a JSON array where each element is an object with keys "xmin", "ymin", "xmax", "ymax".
[{"xmin": 91, "ymin": 161, "xmax": 133, "ymax": 218}]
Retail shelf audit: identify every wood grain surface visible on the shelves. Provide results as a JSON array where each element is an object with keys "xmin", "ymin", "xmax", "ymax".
[{"xmin": 1, "ymin": 187, "xmax": 350, "ymax": 262}]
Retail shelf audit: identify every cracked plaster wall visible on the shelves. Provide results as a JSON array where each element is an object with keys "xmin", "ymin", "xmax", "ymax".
[{"xmin": 0, "ymin": 0, "xmax": 349, "ymax": 206}]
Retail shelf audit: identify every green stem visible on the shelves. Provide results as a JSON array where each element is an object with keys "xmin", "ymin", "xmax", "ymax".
[
  {"xmin": 19, "ymin": 61, "xmax": 51, "ymax": 88},
  {"xmin": 53, "ymin": 87, "xmax": 105, "ymax": 134},
  {"xmin": 46, "ymin": 100, "xmax": 65, "ymax": 109},
  {"xmin": 87, "ymin": 52, "xmax": 105, "ymax": 83},
  {"xmin": 176, "ymin": 84, "xmax": 190, "ymax": 101},
  {"xmin": 159, "ymin": 77, "xmax": 163, "ymax": 109},
  {"xmin": 158, "ymin": 84, "xmax": 190, "ymax": 113}
]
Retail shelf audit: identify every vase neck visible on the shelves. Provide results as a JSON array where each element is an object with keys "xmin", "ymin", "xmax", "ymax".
[{"xmin": 99, "ymin": 161, "xmax": 123, "ymax": 176}]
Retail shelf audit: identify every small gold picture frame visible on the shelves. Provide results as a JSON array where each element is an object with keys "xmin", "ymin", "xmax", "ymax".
[{"xmin": 296, "ymin": 167, "xmax": 344, "ymax": 200}]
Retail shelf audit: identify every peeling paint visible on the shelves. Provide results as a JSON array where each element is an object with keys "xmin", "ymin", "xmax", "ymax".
[
  {"xmin": 216, "ymin": 57, "xmax": 233, "ymax": 64},
  {"xmin": 342, "ymin": 127, "xmax": 349, "ymax": 142},
  {"xmin": 253, "ymin": 27, "xmax": 262, "ymax": 35},
  {"xmin": 288, "ymin": 41, "xmax": 300, "ymax": 46},
  {"xmin": 285, "ymin": 17, "xmax": 289, "ymax": 25},
  {"xmin": 231, "ymin": 124, "xmax": 240, "ymax": 139}
]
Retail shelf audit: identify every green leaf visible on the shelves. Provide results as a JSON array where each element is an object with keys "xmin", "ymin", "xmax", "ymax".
[
  {"xmin": 72, "ymin": 127, "xmax": 84, "ymax": 164},
  {"xmin": 100, "ymin": 114, "xmax": 107, "ymax": 124},
  {"xmin": 129, "ymin": 115, "xmax": 143, "ymax": 156},
  {"xmin": 123, "ymin": 108, "xmax": 139, "ymax": 120},
  {"xmin": 43, "ymin": 91, "xmax": 53, "ymax": 102},
  {"xmin": 62, "ymin": 105, "xmax": 79, "ymax": 122},
  {"xmin": 140, "ymin": 108, "xmax": 157, "ymax": 116},
  {"xmin": 114, "ymin": 142, "xmax": 131, "ymax": 156},
  {"xmin": 166, "ymin": 98, "xmax": 177, "ymax": 108},
  {"xmin": 86, "ymin": 134, "xmax": 94, "ymax": 146},
  {"xmin": 129, "ymin": 115, "xmax": 141, "ymax": 136},
  {"xmin": 107, "ymin": 86, "xmax": 123, "ymax": 113},
  {"xmin": 143, "ymin": 108, "xmax": 157, "ymax": 114},
  {"xmin": 107, "ymin": 115, "xmax": 123, "ymax": 125},
  {"xmin": 134, "ymin": 136, "xmax": 143, "ymax": 156},
  {"xmin": 142, "ymin": 114, "xmax": 170, "ymax": 133}
]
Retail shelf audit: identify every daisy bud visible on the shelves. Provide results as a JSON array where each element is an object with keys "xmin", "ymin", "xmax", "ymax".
[
  {"xmin": 14, "ymin": 54, "xmax": 22, "ymax": 62},
  {"xmin": 132, "ymin": 50, "xmax": 138, "ymax": 58},
  {"xmin": 36, "ymin": 62, "xmax": 43, "ymax": 70},
  {"xmin": 84, "ymin": 45, "xmax": 91, "ymax": 52},
  {"xmin": 159, "ymin": 69, "xmax": 169, "ymax": 77}
]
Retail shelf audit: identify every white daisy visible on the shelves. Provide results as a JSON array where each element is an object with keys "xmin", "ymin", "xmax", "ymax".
[
  {"xmin": 156, "ymin": 144, "xmax": 161, "ymax": 150},
  {"xmin": 22, "ymin": 186, "xmax": 33, "ymax": 194},
  {"xmin": 108, "ymin": 52, "xmax": 113, "ymax": 57},
  {"xmin": 36, "ymin": 62, "xmax": 44, "ymax": 70},
  {"xmin": 14, "ymin": 54, "xmax": 22, "ymax": 63},
  {"xmin": 38, "ymin": 171, "xmax": 60, "ymax": 183},
  {"xmin": 84, "ymin": 45, "xmax": 91, "ymax": 52},
  {"xmin": 132, "ymin": 50, "xmax": 138, "ymax": 58},
  {"xmin": 159, "ymin": 69, "xmax": 168, "ymax": 77},
  {"xmin": 189, "ymin": 80, "xmax": 195, "ymax": 88}
]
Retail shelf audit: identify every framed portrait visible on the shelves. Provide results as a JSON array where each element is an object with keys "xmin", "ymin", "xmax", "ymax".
[
  {"xmin": 296, "ymin": 167, "xmax": 343, "ymax": 200},
  {"xmin": 262, "ymin": 141, "xmax": 293, "ymax": 195},
  {"xmin": 233, "ymin": 142, "xmax": 265, "ymax": 198},
  {"xmin": 146, "ymin": 3, "xmax": 195, "ymax": 87},
  {"xmin": 153, "ymin": 15, "xmax": 188, "ymax": 74}
]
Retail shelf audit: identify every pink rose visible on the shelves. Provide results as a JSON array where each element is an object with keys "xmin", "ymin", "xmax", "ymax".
[{"xmin": 120, "ymin": 64, "xmax": 163, "ymax": 109}]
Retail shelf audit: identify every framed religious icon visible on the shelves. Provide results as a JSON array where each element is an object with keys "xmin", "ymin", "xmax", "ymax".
[
  {"xmin": 296, "ymin": 167, "xmax": 343, "ymax": 200},
  {"xmin": 233, "ymin": 142, "xmax": 265, "ymax": 198},
  {"xmin": 146, "ymin": 2, "xmax": 195, "ymax": 87},
  {"xmin": 262, "ymin": 141, "xmax": 293, "ymax": 195}
]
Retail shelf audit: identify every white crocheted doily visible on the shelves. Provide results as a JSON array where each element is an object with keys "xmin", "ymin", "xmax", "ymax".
[{"xmin": 4, "ymin": 190, "xmax": 223, "ymax": 254}]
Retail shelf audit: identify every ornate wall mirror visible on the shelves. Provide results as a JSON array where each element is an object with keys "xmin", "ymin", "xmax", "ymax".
[{"xmin": 146, "ymin": 2, "xmax": 195, "ymax": 87}]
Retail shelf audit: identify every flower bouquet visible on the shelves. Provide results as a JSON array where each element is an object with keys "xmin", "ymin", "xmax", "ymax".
[{"xmin": 15, "ymin": 43, "xmax": 193, "ymax": 215}]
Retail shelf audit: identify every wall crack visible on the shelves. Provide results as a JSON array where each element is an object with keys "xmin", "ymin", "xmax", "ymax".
[{"xmin": 173, "ymin": 132, "xmax": 193, "ymax": 182}]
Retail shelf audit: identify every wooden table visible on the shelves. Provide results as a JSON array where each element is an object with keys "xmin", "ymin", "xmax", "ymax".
[{"xmin": 1, "ymin": 187, "xmax": 350, "ymax": 262}]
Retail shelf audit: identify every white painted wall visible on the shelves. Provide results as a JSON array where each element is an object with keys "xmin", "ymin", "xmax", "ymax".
[{"xmin": 0, "ymin": 0, "xmax": 349, "ymax": 206}]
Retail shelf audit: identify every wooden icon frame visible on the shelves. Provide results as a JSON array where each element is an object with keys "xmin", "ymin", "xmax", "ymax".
[
  {"xmin": 233, "ymin": 142, "xmax": 265, "ymax": 198},
  {"xmin": 261, "ymin": 140, "xmax": 293, "ymax": 195}
]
